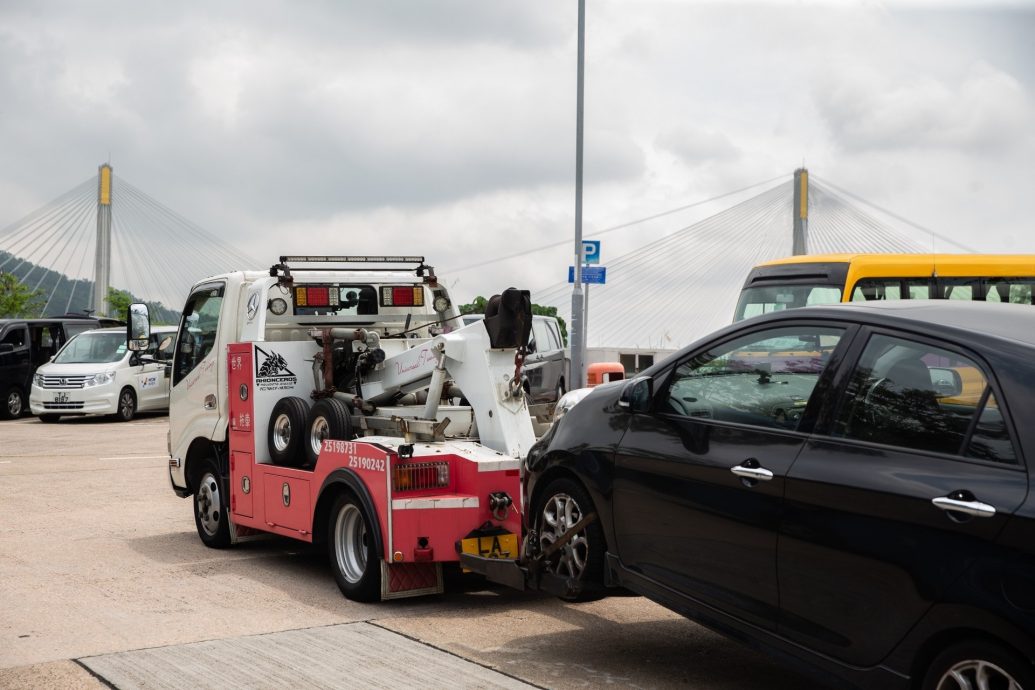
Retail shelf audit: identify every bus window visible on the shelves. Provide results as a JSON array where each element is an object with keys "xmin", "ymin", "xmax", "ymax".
[
  {"xmin": 940, "ymin": 278, "xmax": 979, "ymax": 301},
  {"xmin": 906, "ymin": 280, "xmax": 930, "ymax": 299},
  {"xmin": 851, "ymin": 279, "xmax": 901, "ymax": 301},
  {"xmin": 735, "ymin": 285, "xmax": 841, "ymax": 320},
  {"xmin": 983, "ymin": 279, "xmax": 1035, "ymax": 305}
]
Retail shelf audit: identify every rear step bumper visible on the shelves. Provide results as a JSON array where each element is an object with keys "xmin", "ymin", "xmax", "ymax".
[{"xmin": 458, "ymin": 552, "xmax": 597, "ymax": 599}]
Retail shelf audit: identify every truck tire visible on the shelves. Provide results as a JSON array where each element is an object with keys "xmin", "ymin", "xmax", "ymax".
[
  {"xmin": 2, "ymin": 386, "xmax": 25, "ymax": 419},
  {"xmin": 268, "ymin": 396, "xmax": 308, "ymax": 467},
  {"xmin": 305, "ymin": 398, "xmax": 354, "ymax": 468},
  {"xmin": 534, "ymin": 477, "xmax": 606, "ymax": 601},
  {"xmin": 328, "ymin": 493, "xmax": 381, "ymax": 602},
  {"xmin": 193, "ymin": 458, "xmax": 231, "ymax": 548}
]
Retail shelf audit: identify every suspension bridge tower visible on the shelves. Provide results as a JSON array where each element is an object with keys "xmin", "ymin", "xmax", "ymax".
[
  {"xmin": 92, "ymin": 164, "xmax": 112, "ymax": 316},
  {"xmin": 792, "ymin": 167, "xmax": 809, "ymax": 255}
]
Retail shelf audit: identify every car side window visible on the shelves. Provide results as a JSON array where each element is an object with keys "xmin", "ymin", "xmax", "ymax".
[
  {"xmin": 2, "ymin": 326, "xmax": 27, "ymax": 349},
  {"xmin": 831, "ymin": 334, "xmax": 1017, "ymax": 463},
  {"xmin": 661, "ymin": 326, "xmax": 845, "ymax": 431}
]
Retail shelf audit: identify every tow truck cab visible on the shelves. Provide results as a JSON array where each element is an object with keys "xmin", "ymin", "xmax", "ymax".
[{"xmin": 163, "ymin": 256, "xmax": 534, "ymax": 601}]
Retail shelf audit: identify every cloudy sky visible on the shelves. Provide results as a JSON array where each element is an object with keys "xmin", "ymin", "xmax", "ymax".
[{"xmin": 1, "ymin": 0, "xmax": 1033, "ymax": 315}]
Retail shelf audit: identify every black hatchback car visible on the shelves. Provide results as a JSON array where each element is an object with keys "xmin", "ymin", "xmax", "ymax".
[{"xmin": 523, "ymin": 301, "xmax": 1035, "ymax": 690}]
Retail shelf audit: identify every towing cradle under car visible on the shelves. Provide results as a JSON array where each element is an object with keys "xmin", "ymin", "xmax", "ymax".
[{"xmin": 457, "ymin": 512, "xmax": 598, "ymax": 599}]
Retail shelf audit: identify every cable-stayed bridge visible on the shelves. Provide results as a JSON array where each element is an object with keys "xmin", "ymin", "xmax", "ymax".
[
  {"xmin": 521, "ymin": 172, "xmax": 975, "ymax": 352},
  {"xmin": 0, "ymin": 165, "xmax": 258, "ymax": 320},
  {"xmin": 1, "ymin": 166, "xmax": 970, "ymax": 351}
]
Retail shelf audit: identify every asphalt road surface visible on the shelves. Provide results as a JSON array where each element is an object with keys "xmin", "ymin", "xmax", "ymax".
[{"xmin": 0, "ymin": 415, "xmax": 826, "ymax": 690}]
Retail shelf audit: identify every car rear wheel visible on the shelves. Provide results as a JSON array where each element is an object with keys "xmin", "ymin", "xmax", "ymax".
[
  {"xmin": 535, "ymin": 477, "xmax": 606, "ymax": 601},
  {"xmin": 115, "ymin": 387, "xmax": 136, "ymax": 422},
  {"xmin": 922, "ymin": 640, "xmax": 1034, "ymax": 690},
  {"xmin": 2, "ymin": 386, "xmax": 24, "ymax": 419},
  {"xmin": 328, "ymin": 493, "xmax": 381, "ymax": 602},
  {"xmin": 193, "ymin": 459, "xmax": 231, "ymax": 548}
]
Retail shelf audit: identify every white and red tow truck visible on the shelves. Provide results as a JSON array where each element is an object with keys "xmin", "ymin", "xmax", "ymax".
[{"xmin": 142, "ymin": 256, "xmax": 550, "ymax": 601}]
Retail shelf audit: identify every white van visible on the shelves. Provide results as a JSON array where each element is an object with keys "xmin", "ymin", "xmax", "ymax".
[{"xmin": 29, "ymin": 326, "xmax": 176, "ymax": 422}]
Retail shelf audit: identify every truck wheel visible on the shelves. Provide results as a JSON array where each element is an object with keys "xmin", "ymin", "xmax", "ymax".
[
  {"xmin": 328, "ymin": 493, "xmax": 381, "ymax": 602},
  {"xmin": 268, "ymin": 397, "xmax": 308, "ymax": 467},
  {"xmin": 305, "ymin": 398, "xmax": 354, "ymax": 468},
  {"xmin": 535, "ymin": 477, "xmax": 606, "ymax": 601},
  {"xmin": 922, "ymin": 640, "xmax": 1034, "ymax": 690},
  {"xmin": 2, "ymin": 386, "xmax": 24, "ymax": 419},
  {"xmin": 39, "ymin": 414, "xmax": 61, "ymax": 423},
  {"xmin": 115, "ymin": 387, "xmax": 136, "ymax": 422},
  {"xmin": 193, "ymin": 459, "xmax": 231, "ymax": 548}
]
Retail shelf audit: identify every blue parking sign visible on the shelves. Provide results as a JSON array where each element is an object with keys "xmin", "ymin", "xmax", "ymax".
[{"xmin": 582, "ymin": 240, "xmax": 600, "ymax": 265}]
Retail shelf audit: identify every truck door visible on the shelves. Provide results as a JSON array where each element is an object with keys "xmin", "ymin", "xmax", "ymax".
[{"xmin": 170, "ymin": 283, "xmax": 226, "ymax": 463}]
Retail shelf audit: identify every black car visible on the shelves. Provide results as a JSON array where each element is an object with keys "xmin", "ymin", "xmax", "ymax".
[{"xmin": 523, "ymin": 300, "xmax": 1035, "ymax": 690}]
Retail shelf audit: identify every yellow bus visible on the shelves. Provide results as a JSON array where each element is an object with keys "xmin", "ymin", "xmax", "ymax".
[{"xmin": 734, "ymin": 254, "xmax": 1035, "ymax": 321}]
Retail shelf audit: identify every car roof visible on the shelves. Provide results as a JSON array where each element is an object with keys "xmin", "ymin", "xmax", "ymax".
[{"xmin": 758, "ymin": 300, "xmax": 1035, "ymax": 347}]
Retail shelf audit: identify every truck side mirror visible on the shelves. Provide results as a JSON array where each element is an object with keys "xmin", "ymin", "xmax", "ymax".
[{"xmin": 127, "ymin": 303, "xmax": 151, "ymax": 351}]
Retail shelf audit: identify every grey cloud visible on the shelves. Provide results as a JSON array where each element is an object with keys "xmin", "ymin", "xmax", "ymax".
[{"xmin": 654, "ymin": 126, "xmax": 741, "ymax": 165}]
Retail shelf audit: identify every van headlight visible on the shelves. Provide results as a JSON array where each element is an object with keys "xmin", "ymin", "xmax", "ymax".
[
  {"xmin": 84, "ymin": 372, "xmax": 116, "ymax": 387},
  {"xmin": 33, "ymin": 372, "xmax": 44, "ymax": 386}
]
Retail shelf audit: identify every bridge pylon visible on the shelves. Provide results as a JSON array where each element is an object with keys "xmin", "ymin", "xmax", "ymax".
[
  {"xmin": 92, "ymin": 164, "xmax": 112, "ymax": 317},
  {"xmin": 792, "ymin": 167, "xmax": 809, "ymax": 255}
]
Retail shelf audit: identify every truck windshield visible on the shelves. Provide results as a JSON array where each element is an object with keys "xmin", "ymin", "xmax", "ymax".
[
  {"xmin": 734, "ymin": 285, "xmax": 842, "ymax": 321},
  {"xmin": 53, "ymin": 332, "xmax": 127, "ymax": 364}
]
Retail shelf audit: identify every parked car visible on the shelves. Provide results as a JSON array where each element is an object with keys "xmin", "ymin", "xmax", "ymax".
[
  {"xmin": 29, "ymin": 326, "xmax": 175, "ymax": 422},
  {"xmin": 0, "ymin": 316, "xmax": 109, "ymax": 419},
  {"xmin": 523, "ymin": 300, "xmax": 1035, "ymax": 690},
  {"xmin": 462, "ymin": 313, "xmax": 569, "ymax": 404}
]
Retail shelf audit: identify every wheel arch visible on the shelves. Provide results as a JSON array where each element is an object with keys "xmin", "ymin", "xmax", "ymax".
[
  {"xmin": 527, "ymin": 454, "xmax": 613, "ymax": 555},
  {"xmin": 908, "ymin": 628, "xmax": 1035, "ymax": 689},
  {"xmin": 313, "ymin": 469, "xmax": 385, "ymax": 560},
  {"xmin": 183, "ymin": 435, "xmax": 228, "ymax": 496}
]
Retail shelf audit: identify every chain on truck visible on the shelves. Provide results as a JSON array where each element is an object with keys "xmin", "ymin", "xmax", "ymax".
[{"xmin": 126, "ymin": 255, "xmax": 566, "ymax": 601}]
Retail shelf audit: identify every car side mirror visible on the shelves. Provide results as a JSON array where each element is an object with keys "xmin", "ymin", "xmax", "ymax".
[
  {"xmin": 618, "ymin": 376, "xmax": 653, "ymax": 413},
  {"xmin": 929, "ymin": 367, "xmax": 964, "ymax": 398}
]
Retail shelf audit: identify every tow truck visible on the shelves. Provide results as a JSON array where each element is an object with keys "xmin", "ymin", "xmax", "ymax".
[{"xmin": 136, "ymin": 256, "xmax": 575, "ymax": 601}]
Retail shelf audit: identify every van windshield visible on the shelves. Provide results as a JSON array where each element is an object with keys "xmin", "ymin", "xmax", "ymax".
[
  {"xmin": 53, "ymin": 332, "xmax": 128, "ymax": 364},
  {"xmin": 734, "ymin": 285, "xmax": 842, "ymax": 321}
]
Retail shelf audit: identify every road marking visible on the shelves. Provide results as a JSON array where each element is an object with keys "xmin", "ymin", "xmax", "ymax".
[{"xmin": 0, "ymin": 460, "xmax": 11, "ymax": 464}]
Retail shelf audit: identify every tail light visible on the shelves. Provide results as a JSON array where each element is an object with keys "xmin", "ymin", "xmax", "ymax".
[
  {"xmin": 381, "ymin": 286, "xmax": 424, "ymax": 307},
  {"xmin": 393, "ymin": 461, "xmax": 449, "ymax": 492}
]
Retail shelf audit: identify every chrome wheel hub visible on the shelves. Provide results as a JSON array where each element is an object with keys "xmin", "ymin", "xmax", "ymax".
[
  {"xmin": 539, "ymin": 493, "xmax": 589, "ymax": 579},
  {"xmin": 273, "ymin": 414, "xmax": 292, "ymax": 452},
  {"xmin": 310, "ymin": 417, "xmax": 329, "ymax": 456},
  {"xmin": 334, "ymin": 504, "xmax": 368, "ymax": 584},
  {"xmin": 196, "ymin": 472, "xmax": 222, "ymax": 537},
  {"xmin": 936, "ymin": 659, "xmax": 1022, "ymax": 690}
]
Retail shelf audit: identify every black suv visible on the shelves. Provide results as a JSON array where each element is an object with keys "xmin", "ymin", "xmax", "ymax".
[
  {"xmin": 0, "ymin": 316, "xmax": 110, "ymax": 419},
  {"xmin": 524, "ymin": 300, "xmax": 1035, "ymax": 690}
]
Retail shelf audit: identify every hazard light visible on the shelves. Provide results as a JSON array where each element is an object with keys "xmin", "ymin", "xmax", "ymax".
[
  {"xmin": 381, "ymin": 286, "xmax": 424, "ymax": 308},
  {"xmin": 392, "ymin": 461, "xmax": 449, "ymax": 492}
]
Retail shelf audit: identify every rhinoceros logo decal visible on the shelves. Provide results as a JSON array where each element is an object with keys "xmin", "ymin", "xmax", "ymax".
[{"xmin": 254, "ymin": 346, "xmax": 297, "ymax": 391}]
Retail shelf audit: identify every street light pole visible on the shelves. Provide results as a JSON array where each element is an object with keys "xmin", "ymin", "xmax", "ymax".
[{"xmin": 570, "ymin": 0, "xmax": 587, "ymax": 390}]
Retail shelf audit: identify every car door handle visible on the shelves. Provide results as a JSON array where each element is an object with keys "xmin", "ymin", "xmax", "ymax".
[
  {"xmin": 730, "ymin": 464, "xmax": 774, "ymax": 481},
  {"xmin": 203, "ymin": 394, "xmax": 217, "ymax": 410},
  {"xmin": 931, "ymin": 496, "xmax": 996, "ymax": 518}
]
